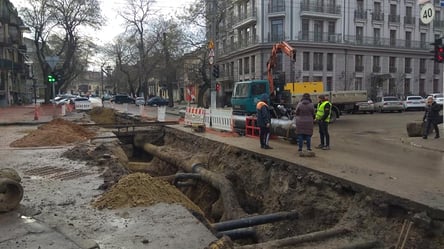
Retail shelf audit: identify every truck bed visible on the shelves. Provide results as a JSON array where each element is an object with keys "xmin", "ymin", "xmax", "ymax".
[{"xmin": 290, "ymin": 90, "xmax": 368, "ymax": 104}]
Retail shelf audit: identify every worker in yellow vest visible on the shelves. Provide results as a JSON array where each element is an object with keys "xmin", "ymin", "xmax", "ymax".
[{"xmin": 315, "ymin": 95, "xmax": 332, "ymax": 150}]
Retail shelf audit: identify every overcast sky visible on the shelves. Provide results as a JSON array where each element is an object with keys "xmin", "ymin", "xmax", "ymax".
[{"xmin": 10, "ymin": 0, "xmax": 195, "ymax": 45}]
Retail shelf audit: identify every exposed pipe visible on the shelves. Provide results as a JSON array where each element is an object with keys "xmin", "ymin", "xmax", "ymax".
[
  {"xmin": 216, "ymin": 227, "xmax": 256, "ymax": 240},
  {"xmin": 212, "ymin": 210, "xmax": 299, "ymax": 232},
  {"xmin": 232, "ymin": 115, "xmax": 297, "ymax": 138}
]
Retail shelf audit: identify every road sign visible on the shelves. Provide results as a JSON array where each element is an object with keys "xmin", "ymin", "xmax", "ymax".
[
  {"xmin": 420, "ymin": 3, "xmax": 435, "ymax": 24},
  {"xmin": 45, "ymin": 56, "xmax": 59, "ymax": 70},
  {"xmin": 441, "ymin": 0, "xmax": 444, "ymax": 7},
  {"xmin": 208, "ymin": 40, "xmax": 214, "ymax": 49},
  {"xmin": 209, "ymin": 49, "xmax": 215, "ymax": 65}
]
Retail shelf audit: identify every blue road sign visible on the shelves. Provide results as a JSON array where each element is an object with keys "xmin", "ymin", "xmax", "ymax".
[{"xmin": 441, "ymin": 0, "xmax": 444, "ymax": 7}]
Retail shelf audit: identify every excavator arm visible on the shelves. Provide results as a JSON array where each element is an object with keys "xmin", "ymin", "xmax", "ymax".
[{"xmin": 267, "ymin": 41, "xmax": 296, "ymax": 96}]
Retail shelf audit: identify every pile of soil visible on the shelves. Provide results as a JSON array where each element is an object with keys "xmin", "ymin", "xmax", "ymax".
[
  {"xmin": 10, "ymin": 118, "xmax": 96, "ymax": 147},
  {"xmin": 92, "ymin": 173, "xmax": 204, "ymax": 215},
  {"xmin": 88, "ymin": 107, "xmax": 117, "ymax": 124}
]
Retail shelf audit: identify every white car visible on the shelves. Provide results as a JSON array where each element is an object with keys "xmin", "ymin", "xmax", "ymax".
[
  {"xmin": 427, "ymin": 93, "xmax": 443, "ymax": 106},
  {"xmin": 135, "ymin": 97, "xmax": 146, "ymax": 106},
  {"xmin": 374, "ymin": 96, "xmax": 404, "ymax": 113},
  {"xmin": 404, "ymin": 96, "xmax": 425, "ymax": 111}
]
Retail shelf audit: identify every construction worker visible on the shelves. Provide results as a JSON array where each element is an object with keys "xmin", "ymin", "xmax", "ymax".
[
  {"xmin": 256, "ymin": 94, "xmax": 272, "ymax": 149},
  {"xmin": 315, "ymin": 95, "xmax": 332, "ymax": 150}
]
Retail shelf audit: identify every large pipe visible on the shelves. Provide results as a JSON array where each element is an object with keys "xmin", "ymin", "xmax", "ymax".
[
  {"xmin": 232, "ymin": 115, "xmax": 297, "ymax": 139},
  {"xmin": 212, "ymin": 210, "xmax": 299, "ymax": 232},
  {"xmin": 216, "ymin": 227, "xmax": 256, "ymax": 240},
  {"xmin": 0, "ymin": 178, "xmax": 23, "ymax": 212}
]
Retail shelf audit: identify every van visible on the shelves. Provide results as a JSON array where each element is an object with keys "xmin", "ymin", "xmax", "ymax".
[{"xmin": 111, "ymin": 95, "xmax": 135, "ymax": 104}]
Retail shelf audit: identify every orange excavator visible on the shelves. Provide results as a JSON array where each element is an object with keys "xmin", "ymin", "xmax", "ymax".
[{"xmin": 266, "ymin": 41, "xmax": 296, "ymax": 98}]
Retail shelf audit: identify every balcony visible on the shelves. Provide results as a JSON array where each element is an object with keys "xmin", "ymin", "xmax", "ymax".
[
  {"xmin": 373, "ymin": 66, "xmax": 381, "ymax": 73},
  {"xmin": 388, "ymin": 14, "xmax": 400, "ymax": 25},
  {"xmin": 405, "ymin": 67, "xmax": 412, "ymax": 73},
  {"xmin": 343, "ymin": 35, "xmax": 429, "ymax": 50},
  {"xmin": 355, "ymin": 65, "xmax": 364, "ymax": 72},
  {"xmin": 420, "ymin": 67, "xmax": 426, "ymax": 74},
  {"xmin": 433, "ymin": 20, "xmax": 444, "ymax": 30},
  {"xmin": 267, "ymin": 32, "xmax": 287, "ymax": 43},
  {"xmin": 313, "ymin": 64, "xmax": 323, "ymax": 71},
  {"xmin": 300, "ymin": 2, "xmax": 341, "ymax": 19},
  {"xmin": 232, "ymin": 8, "xmax": 257, "ymax": 28},
  {"xmin": 354, "ymin": 9, "xmax": 367, "ymax": 21},
  {"xmin": 298, "ymin": 31, "xmax": 341, "ymax": 43},
  {"xmin": 434, "ymin": 67, "xmax": 440, "ymax": 74},
  {"xmin": 372, "ymin": 12, "xmax": 384, "ymax": 22},
  {"xmin": 389, "ymin": 66, "xmax": 397, "ymax": 73},
  {"xmin": 268, "ymin": 3, "xmax": 285, "ymax": 13},
  {"xmin": 404, "ymin": 16, "xmax": 415, "ymax": 26}
]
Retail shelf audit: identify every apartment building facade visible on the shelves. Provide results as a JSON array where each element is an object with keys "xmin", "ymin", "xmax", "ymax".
[
  {"xmin": 212, "ymin": 0, "xmax": 444, "ymax": 106},
  {"xmin": 0, "ymin": 0, "xmax": 30, "ymax": 107}
]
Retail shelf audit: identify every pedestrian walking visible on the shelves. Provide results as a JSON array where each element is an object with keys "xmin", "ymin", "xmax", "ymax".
[
  {"xmin": 294, "ymin": 93, "xmax": 315, "ymax": 156},
  {"xmin": 315, "ymin": 95, "xmax": 332, "ymax": 150},
  {"xmin": 256, "ymin": 94, "xmax": 272, "ymax": 149},
  {"xmin": 422, "ymin": 96, "xmax": 441, "ymax": 139}
]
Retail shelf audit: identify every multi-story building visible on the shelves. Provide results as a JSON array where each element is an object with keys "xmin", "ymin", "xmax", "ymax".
[
  {"xmin": 0, "ymin": 0, "xmax": 30, "ymax": 106},
  {"xmin": 212, "ymin": 0, "xmax": 444, "ymax": 106}
]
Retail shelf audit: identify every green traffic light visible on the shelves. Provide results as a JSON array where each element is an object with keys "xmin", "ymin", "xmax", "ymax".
[{"xmin": 48, "ymin": 74, "xmax": 56, "ymax": 83}]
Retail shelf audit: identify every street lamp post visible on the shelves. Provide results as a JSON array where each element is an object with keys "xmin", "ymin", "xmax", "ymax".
[{"xmin": 101, "ymin": 65, "xmax": 113, "ymax": 96}]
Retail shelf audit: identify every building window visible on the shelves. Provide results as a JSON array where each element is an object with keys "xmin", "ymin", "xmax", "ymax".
[
  {"xmin": 327, "ymin": 53, "xmax": 333, "ymax": 71},
  {"xmin": 313, "ymin": 76, "xmax": 323, "ymax": 82},
  {"xmin": 303, "ymin": 76, "xmax": 310, "ymax": 82},
  {"xmin": 356, "ymin": 26, "xmax": 363, "ymax": 44},
  {"xmin": 326, "ymin": 77, "xmax": 332, "ymax": 91},
  {"xmin": 355, "ymin": 55, "xmax": 363, "ymax": 72},
  {"xmin": 374, "ymin": 28, "xmax": 381, "ymax": 45},
  {"xmin": 303, "ymin": 52, "xmax": 310, "ymax": 71},
  {"xmin": 420, "ymin": 33, "xmax": 427, "ymax": 49},
  {"xmin": 314, "ymin": 20, "xmax": 323, "ymax": 42},
  {"xmin": 389, "ymin": 56, "xmax": 397, "ymax": 73},
  {"xmin": 271, "ymin": 19, "xmax": 284, "ymax": 42},
  {"xmin": 419, "ymin": 79, "xmax": 425, "ymax": 96},
  {"xmin": 251, "ymin": 55, "xmax": 255, "ymax": 73},
  {"xmin": 389, "ymin": 78, "xmax": 396, "ymax": 95},
  {"xmin": 231, "ymin": 62, "xmax": 235, "ymax": 76},
  {"xmin": 405, "ymin": 58, "xmax": 412, "ymax": 73},
  {"xmin": 328, "ymin": 21, "xmax": 336, "ymax": 42},
  {"xmin": 404, "ymin": 78, "xmax": 411, "ymax": 96},
  {"xmin": 355, "ymin": 77, "xmax": 363, "ymax": 90},
  {"xmin": 302, "ymin": 19, "xmax": 309, "ymax": 40},
  {"xmin": 238, "ymin": 59, "xmax": 243, "ymax": 75},
  {"xmin": 405, "ymin": 31, "xmax": 411, "ymax": 48},
  {"xmin": 314, "ymin": 52, "xmax": 323, "ymax": 71},
  {"xmin": 373, "ymin": 56, "xmax": 380, "ymax": 72},
  {"xmin": 433, "ymin": 79, "xmax": 439, "ymax": 92},
  {"xmin": 244, "ymin": 57, "xmax": 250, "ymax": 74},
  {"xmin": 419, "ymin": 58, "xmax": 426, "ymax": 73},
  {"xmin": 390, "ymin": 30, "xmax": 397, "ymax": 47}
]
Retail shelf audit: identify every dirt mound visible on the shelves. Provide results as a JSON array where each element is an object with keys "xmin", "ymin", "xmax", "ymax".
[
  {"xmin": 10, "ymin": 118, "xmax": 96, "ymax": 147},
  {"xmin": 88, "ymin": 107, "xmax": 117, "ymax": 124},
  {"xmin": 92, "ymin": 173, "xmax": 204, "ymax": 215}
]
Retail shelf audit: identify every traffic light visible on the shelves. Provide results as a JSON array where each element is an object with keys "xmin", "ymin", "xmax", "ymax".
[
  {"xmin": 431, "ymin": 38, "xmax": 444, "ymax": 63},
  {"xmin": 212, "ymin": 64, "xmax": 220, "ymax": 78},
  {"xmin": 47, "ymin": 73, "xmax": 56, "ymax": 83}
]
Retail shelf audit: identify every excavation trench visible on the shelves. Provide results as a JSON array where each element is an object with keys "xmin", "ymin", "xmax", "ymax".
[{"xmin": 94, "ymin": 123, "xmax": 444, "ymax": 249}]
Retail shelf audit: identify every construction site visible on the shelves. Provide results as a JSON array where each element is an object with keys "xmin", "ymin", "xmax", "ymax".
[{"xmin": 0, "ymin": 107, "xmax": 443, "ymax": 249}]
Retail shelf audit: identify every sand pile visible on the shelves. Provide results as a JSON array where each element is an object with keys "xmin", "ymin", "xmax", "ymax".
[{"xmin": 92, "ymin": 173, "xmax": 204, "ymax": 215}]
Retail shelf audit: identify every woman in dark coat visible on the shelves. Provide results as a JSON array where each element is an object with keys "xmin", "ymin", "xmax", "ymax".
[
  {"xmin": 294, "ymin": 93, "xmax": 315, "ymax": 153},
  {"xmin": 423, "ymin": 96, "xmax": 441, "ymax": 139}
]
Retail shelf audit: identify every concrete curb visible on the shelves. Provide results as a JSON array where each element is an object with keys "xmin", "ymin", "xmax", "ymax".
[{"xmin": 400, "ymin": 137, "xmax": 444, "ymax": 153}]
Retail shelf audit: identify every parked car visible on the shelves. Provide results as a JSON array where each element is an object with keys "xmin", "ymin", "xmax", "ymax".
[
  {"xmin": 146, "ymin": 96, "xmax": 168, "ymax": 106},
  {"xmin": 403, "ymin": 96, "xmax": 426, "ymax": 111},
  {"xmin": 352, "ymin": 99, "xmax": 375, "ymax": 114},
  {"xmin": 374, "ymin": 96, "xmax": 404, "ymax": 113},
  {"xmin": 111, "ymin": 95, "xmax": 135, "ymax": 104},
  {"xmin": 427, "ymin": 93, "xmax": 443, "ymax": 107},
  {"xmin": 135, "ymin": 97, "xmax": 146, "ymax": 106}
]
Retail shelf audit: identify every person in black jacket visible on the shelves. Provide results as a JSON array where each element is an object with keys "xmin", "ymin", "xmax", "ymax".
[
  {"xmin": 422, "ymin": 96, "xmax": 441, "ymax": 139},
  {"xmin": 256, "ymin": 94, "xmax": 272, "ymax": 149}
]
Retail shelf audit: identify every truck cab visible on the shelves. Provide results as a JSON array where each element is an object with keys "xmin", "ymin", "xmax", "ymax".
[{"xmin": 231, "ymin": 80, "xmax": 270, "ymax": 116}]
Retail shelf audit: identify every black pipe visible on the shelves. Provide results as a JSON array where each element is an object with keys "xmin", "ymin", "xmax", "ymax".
[
  {"xmin": 172, "ymin": 172, "xmax": 201, "ymax": 187},
  {"xmin": 212, "ymin": 210, "xmax": 299, "ymax": 232},
  {"xmin": 216, "ymin": 227, "xmax": 256, "ymax": 240}
]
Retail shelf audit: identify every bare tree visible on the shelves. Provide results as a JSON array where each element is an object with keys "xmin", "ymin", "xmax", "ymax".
[{"xmin": 20, "ymin": 0, "xmax": 103, "ymax": 102}]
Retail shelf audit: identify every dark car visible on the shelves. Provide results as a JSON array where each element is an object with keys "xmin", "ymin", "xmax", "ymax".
[
  {"xmin": 146, "ymin": 96, "xmax": 169, "ymax": 106},
  {"xmin": 111, "ymin": 95, "xmax": 135, "ymax": 104}
]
